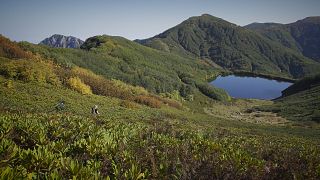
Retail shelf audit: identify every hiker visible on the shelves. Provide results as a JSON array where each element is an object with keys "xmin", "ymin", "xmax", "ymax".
[
  {"xmin": 55, "ymin": 100, "xmax": 65, "ymax": 111},
  {"xmin": 91, "ymin": 105, "xmax": 100, "ymax": 115}
]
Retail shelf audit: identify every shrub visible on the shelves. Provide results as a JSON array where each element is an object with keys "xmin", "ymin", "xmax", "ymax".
[
  {"xmin": 70, "ymin": 67, "xmax": 133, "ymax": 100},
  {"xmin": 152, "ymin": 95, "xmax": 183, "ymax": 109},
  {"xmin": 111, "ymin": 79, "xmax": 148, "ymax": 96},
  {"xmin": 4, "ymin": 80, "xmax": 14, "ymax": 89},
  {"xmin": 134, "ymin": 95, "xmax": 162, "ymax": 108},
  {"xmin": 120, "ymin": 100, "xmax": 140, "ymax": 109},
  {"xmin": 67, "ymin": 77, "xmax": 92, "ymax": 95},
  {"xmin": 0, "ymin": 58, "xmax": 61, "ymax": 85},
  {"xmin": 311, "ymin": 110, "xmax": 320, "ymax": 123},
  {"xmin": 196, "ymin": 82, "xmax": 231, "ymax": 101},
  {"xmin": 70, "ymin": 67, "xmax": 152, "ymax": 102},
  {"xmin": 162, "ymin": 99, "xmax": 183, "ymax": 109},
  {"xmin": 160, "ymin": 90, "xmax": 183, "ymax": 101},
  {"xmin": 0, "ymin": 35, "xmax": 33, "ymax": 59}
]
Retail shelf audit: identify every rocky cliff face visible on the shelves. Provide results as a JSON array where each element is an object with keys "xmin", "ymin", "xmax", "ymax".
[{"xmin": 39, "ymin": 34, "xmax": 84, "ymax": 48}]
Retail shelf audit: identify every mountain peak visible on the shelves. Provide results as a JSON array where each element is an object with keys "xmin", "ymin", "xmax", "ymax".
[
  {"xmin": 200, "ymin": 13, "xmax": 213, "ymax": 17},
  {"xmin": 296, "ymin": 16, "xmax": 320, "ymax": 24},
  {"xmin": 39, "ymin": 34, "xmax": 84, "ymax": 48},
  {"xmin": 189, "ymin": 14, "xmax": 227, "ymax": 22}
]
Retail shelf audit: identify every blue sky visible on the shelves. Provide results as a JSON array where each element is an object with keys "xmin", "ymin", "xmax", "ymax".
[{"xmin": 0, "ymin": 0, "xmax": 319, "ymax": 43}]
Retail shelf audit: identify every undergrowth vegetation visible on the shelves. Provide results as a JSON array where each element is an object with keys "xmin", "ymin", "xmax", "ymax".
[
  {"xmin": 0, "ymin": 57, "xmax": 60, "ymax": 86},
  {"xmin": 1, "ymin": 112, "xmax": 319, "ymax": 179}
]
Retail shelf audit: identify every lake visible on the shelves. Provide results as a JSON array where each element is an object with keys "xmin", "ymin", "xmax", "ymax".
[{"xmin": 210, "ymin": 75, "xmax": 293, "ymax": 99}]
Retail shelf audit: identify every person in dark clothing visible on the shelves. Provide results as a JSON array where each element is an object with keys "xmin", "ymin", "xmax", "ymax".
[
  {"xmin": 55, "ymin": 100, "xmax": 65, "ymax": 111},
  {"xmin": 92, "ymin": 105, "xmax": 99, "ymax": 115}
]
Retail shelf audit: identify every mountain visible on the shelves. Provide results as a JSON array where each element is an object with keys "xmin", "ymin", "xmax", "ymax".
[
  {"xmin": 137, "ymin": 14, "xmax": 320, "ymax": 79},
  {"xmin": 39, "ymin": 34, "xmax": 84, "ymax": 48},
  {"xmin": 245, "ymin": 16, "xmax": 320, "ymax": 62}
]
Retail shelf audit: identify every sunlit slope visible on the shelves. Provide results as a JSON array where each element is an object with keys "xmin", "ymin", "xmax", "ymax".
[{"xmin": 19, "ymin": 35, "xmax": 230, "ymax": 101}]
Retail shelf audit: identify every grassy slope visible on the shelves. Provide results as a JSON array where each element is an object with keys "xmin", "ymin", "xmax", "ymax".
[
  {"xmin": 3, "ymin": 76, "xmax": 319, "ymax": 138},
  {"xmin": 138, "ymin": 14, "xmax": 320, "ymax": 79},
  {"xmin": 254, "ymin": 74, "xmax": 320, "ymax": 123},
  {"xmin": 1, "ymin": 74, "xmax": 320, "ymax": 179}
]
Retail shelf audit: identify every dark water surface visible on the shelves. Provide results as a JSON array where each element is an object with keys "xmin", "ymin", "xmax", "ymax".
[{"xmin": 210, "ymin": 75, "xmax": 293, "ymax": 99}]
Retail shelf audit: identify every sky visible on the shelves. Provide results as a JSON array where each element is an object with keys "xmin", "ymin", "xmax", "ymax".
[{"xmin": 0, "ymin": 0, "xmax": 319, "ymax": 43}]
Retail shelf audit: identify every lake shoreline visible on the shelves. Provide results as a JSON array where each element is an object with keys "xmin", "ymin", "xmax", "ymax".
[
  {"xmin": 210, "ymin": 74, "xmax": 293, "ymax": 100},
  {"xmin": 217, "ymin": 71, "xmax": 297, "ymax": 83}
]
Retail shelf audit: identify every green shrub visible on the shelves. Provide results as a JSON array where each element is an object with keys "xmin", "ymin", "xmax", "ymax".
[
  {"xmin": 111, "ymin": 79, "xmax": 148, "ymax": 96},
  {"xmin": 196, "ymin": 82, "xmax": 231, "ymax": 101}
]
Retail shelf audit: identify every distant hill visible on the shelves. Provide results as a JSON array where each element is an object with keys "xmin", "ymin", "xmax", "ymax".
[
  {"xmin": 245, "ymin": 16, "xmax": 320, "ymax": 62},
  {"xmin": 137, "ymin": 14, "xmax": 320, "ymax": 79},
  {"xmin": 39, "ymin": 34, "xmax": 84, "ymax": 48}
]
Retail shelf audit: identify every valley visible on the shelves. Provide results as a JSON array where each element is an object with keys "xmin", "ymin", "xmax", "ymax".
[{"xmin": 0, "ymin": 13, "xmax": 320, "ymax": 179}]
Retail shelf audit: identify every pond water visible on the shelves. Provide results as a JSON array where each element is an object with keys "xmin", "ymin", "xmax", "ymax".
[{"xmin": 210, "ymin": 75, "xmax": 293, "ymax": 100}]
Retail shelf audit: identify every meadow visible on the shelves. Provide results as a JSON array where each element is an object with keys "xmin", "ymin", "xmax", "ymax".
[{"xmin": 1, "ymin": 34, "xmax": 320, "ymax": 179}]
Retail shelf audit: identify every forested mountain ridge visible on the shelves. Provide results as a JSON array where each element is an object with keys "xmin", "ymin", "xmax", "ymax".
[
  {"xmin": 245, "ymin": 16, "xmax": 320, "ymax": 62},
  {"xmin": 137, "ymin": 14, "xmax": 320, "ymax": 79}
]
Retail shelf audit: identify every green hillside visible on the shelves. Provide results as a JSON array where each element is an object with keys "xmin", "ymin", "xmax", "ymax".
[
  {"xmin": 245, "ymin": 16, "xmax": 320, "ymax": 62},
  {"xmin": 137, "ymin": 14, "xmax": 320, "ymax": 79},
  {"xmin": 1, "ymin": 38, "xmax": 320, "ymax": 179},
  {"xmin": 19, "ymin": 35, "xmax": 229, "ymax": 101},
  {"xmin": 253, "ymin": 74, "xmax": 320, "ymax": 122}
]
